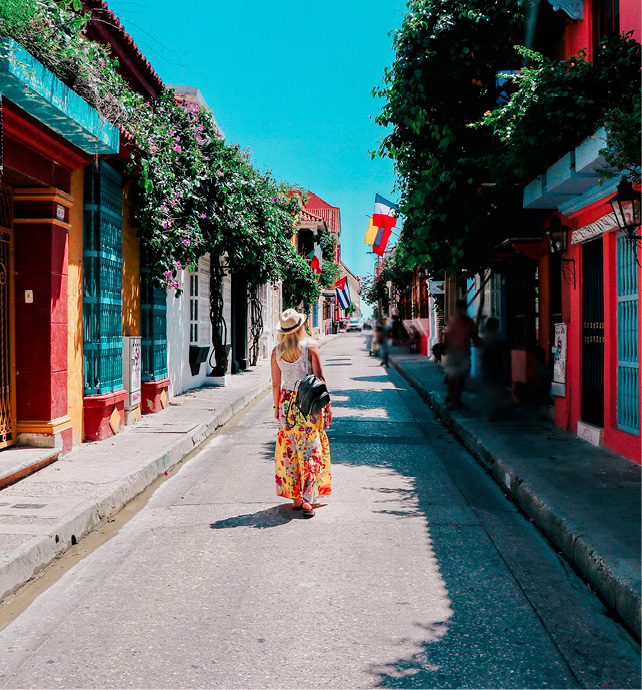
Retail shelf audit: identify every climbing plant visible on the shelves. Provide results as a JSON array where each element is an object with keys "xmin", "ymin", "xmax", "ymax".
[
  {"xmin": 1, "ymin": 0, "xmax": 313, "ymax": 295},
  {"xmin": 318, "ymin": 227, "xmax": 341, "ymax": 288},
  {"xmin": 478, "ymin": 34, "xmax": 641, "ymax": 183}
]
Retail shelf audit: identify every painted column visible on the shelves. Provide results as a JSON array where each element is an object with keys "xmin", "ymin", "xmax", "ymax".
[{"xmin": 14, "ymin": 188, "xmax": 73, "ymax": 453}]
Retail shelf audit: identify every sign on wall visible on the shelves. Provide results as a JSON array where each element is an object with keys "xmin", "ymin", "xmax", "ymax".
[
  {"xmin": 553, "ymin": 323, "xmax": 567, "ymax": 385},
  {"xmin": 428, "ymin": 280, "xmax": 445, "ymax": 295}
]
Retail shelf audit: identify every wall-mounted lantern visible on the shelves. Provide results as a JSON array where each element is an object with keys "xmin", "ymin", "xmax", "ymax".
[
  {"xmin": 608, "ymin": 179, "xmax": 641, "ymax": 241},
  {"xmin": 545, "ymin": 215, "xmax": 572, "ymax": 255}
]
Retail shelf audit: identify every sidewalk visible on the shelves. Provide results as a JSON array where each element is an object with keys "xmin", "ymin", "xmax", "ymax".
[
  {"xmin": 0, "ymin": 336, "xmax": 338, "ymax": 604},
  {"xmin": 388, "ymin": 347, "xmax": 641, "ymax": 638}
]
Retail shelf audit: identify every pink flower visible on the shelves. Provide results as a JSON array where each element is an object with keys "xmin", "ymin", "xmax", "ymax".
[
  {"xmin": 164, "ymin": 271, "xmax": 172, "ymax": 280},
  {"xmin": 174, "ymin": 145, "xmax": 182, "ymax": 153},
  {"xmin": 161, "ymin": 220, "xmax": 168, "ymax": 229},
  {"xmin": 216, "ymin": 169, "xmax": 224, "ymax": 176},
  {"xmin": 201, "ymin": 213, "xmax": 207, "ymax": 219},
  {"xmin": 175, "ymin": 261, "xmax": 182, "ymax": 270},
  {"xmin": 183, "ymin": 239, "xmax": 191, "ymax": 247}
]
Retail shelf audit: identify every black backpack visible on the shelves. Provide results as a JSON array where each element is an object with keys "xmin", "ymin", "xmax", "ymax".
[{"xmin": 294, "ymin": 374, "xmax": 331, "ymax": 417}]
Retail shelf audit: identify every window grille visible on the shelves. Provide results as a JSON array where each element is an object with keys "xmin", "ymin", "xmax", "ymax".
[
  {"xmin": 189, "ymin": 273, "xmax": 199, "ymax": 344},
  {"xmin": 83, "ymin": 160, "xmax": 123, "ymax": 394},
  {"xmin": 616, "ymin": 235, "xmax": 639, "ymax": 435},
  {"xmin": 141, "ymin": 259, "xmax": 168, "ymax": 383},
  {"xmin": 198, "ymin": 255, "xmax": 211, "ymax": 347}
]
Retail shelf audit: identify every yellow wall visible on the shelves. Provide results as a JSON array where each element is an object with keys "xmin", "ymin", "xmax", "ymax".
[
  {"xmin": 122, "ymin": 185, "xmax": 141, "ymax": 336},
  {"xmin": 67, "ymin": 168, "xmax": 84, "ymax": 445}
]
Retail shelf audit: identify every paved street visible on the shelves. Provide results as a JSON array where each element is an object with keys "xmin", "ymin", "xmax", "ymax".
[{"xmin": 0, "ymin": 334, "xmax": 639, "ymax": 690}]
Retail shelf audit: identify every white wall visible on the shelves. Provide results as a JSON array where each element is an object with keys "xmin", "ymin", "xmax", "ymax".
[
  {"xmin": 166, "ymin": 254, "xmax": 213, "ymax": 397},
  {"xmin": 222, "ymin": 273, "xmax": 233, "ymax": 374}
]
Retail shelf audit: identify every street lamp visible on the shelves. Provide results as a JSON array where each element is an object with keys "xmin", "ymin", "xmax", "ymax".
[
  {"xmin": 545, "ymin": 215, "xmax": 572, "ymax": 254},
  {"xmin": 608, "ymin": 179, "xmax": 641, "ymax": 241}
]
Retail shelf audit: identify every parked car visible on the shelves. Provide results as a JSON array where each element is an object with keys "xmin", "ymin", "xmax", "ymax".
[{"xmin": 347, "ymin": 318, "xmax": 362, "ymax": 332}]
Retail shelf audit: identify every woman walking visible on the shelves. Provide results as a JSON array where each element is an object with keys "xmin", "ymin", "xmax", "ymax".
[{"xmin": 271, "ymin": 309, "xmax": 332, "ymax": 518}]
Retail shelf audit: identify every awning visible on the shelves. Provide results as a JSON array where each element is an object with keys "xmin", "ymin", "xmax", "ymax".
[
  {"xmin": 494, "ymin": 238, "xmax": 543, "ymax": 262},
  {"xmin": 0, "ymin": 39, "xmax": 119, "ymax": 154}
]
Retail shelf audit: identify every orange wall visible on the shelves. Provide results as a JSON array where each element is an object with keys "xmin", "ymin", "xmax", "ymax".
[
  {"xmin": 67, "ymin": 168, "xmax": 84, "ymax": 445},
  {"xmin": 122, "ymin": 185, "xmax": 140, "ymax": 337}
]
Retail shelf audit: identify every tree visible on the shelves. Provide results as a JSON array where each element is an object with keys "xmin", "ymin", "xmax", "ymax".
[{"xmin": 373, "ymin": 0, "xmax": 527, "ymax": 278}]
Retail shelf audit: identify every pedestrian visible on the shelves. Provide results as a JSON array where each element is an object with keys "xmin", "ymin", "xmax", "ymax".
[
  {"xmin": 408, "ymin": 325, "xmax": 421, "ymax": 353},
  {"xmin": 443, "ymin": 299, "xmax": 480, "ymax": 410},
  {"xmin": 391, "ymin": 314, "xmax": 406, "ymax": 345},
  {"xmin": 271, "ymin": 308, "xmax": 332, "ymax": 518},
  {"xmin": 480, "ymin": 317, "xmax": 505, "ymax": 421},
  {"xmin": 375, "ymin": 317, "xmax": 390, "ymax": 367}
]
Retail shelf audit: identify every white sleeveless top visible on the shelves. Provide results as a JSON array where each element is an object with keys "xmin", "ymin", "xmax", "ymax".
[{"xmin": 276, "ymin": 339, "xmax": 310, "ymax": 391}]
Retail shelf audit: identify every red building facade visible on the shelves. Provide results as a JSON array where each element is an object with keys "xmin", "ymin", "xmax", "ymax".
[{"xmin": 528, "ymin": 0, "xmax": 640, "ymax": 462}]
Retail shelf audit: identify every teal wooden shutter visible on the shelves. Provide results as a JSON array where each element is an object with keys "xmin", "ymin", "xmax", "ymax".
[
  {"xmin": 83, "ymin": 160, "xmax": 123, "ymax": 395},
  {"xmin": 616, "ymin": 235, "xmax": 639, "ymax": 435},
  {"xmin": 141, "ymin": 259, "xmax": 168, "ymax": 382}
]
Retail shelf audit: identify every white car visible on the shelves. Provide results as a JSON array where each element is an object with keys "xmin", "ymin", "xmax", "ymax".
[{"xmin": 347, "ymin": 318, "xmax": 362, "ymax": 332}]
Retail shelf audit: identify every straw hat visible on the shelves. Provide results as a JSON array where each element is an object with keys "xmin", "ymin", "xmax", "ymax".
[{"xmin": 276, "ymin": 308, "xmax": 307, "ymax": 333}]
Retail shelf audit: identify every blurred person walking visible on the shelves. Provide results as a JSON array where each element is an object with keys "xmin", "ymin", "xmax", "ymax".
[
  {"xmin": 375, "ymin": 317, "xmax": 391, "ymax": 367},
  {"xmin": 271, "ymin": 309, "xmax": 332, "ymax": 518},
  {"xmin": 480, "ymin": 317, "xmax": 505, "ymax": 421},
  {"xmin": 443, "ymin": 300, "xmax": 480, "ymax": 410}
]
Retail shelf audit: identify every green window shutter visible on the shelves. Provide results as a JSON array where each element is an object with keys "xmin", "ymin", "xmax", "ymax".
[
  {"xmin": 616, "ymin": 235, "xmax": 639, "ymax": 435},
  {"xmin": 83, "ymin": 160, "xmax": 124, "ymax": 395},
  {"xmin": 141, "ymin": 258, "xmax": 168, "ymax": 382}
]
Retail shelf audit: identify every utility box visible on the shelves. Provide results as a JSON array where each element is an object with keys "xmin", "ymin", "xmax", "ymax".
[{"xmin": 122, "ymin": 336, "xmax": 142, "ymax": 409}]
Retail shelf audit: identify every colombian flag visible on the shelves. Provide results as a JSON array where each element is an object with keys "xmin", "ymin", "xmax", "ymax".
[
  {"xmin": 372, "ymin": 227, "xmax": 393, "ymax": 256},
  {"xmin": 364, "ymin": 216, "xmax": 378, "ymax": 245}
]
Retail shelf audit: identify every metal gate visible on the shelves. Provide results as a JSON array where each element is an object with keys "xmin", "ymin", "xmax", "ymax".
[
  {"xmin": 581, "ymin": 239, "xmax": 605, "ymax": 426},
  {"xmin": 0, "ymin": 184, "xmax": 15, "ymax": 448},
  {"xmin": 616, "ymin": 234, "xmax": 639, "ymax": 435}
]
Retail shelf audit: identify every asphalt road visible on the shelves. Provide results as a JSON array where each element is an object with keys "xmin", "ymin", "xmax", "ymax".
[{"xmin": 0, "ymin": 334, "xmax": 639, "ymax": 689}]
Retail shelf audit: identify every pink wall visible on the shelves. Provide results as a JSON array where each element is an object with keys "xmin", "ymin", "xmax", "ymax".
[
  {"xmin": 556, "ymin": 197, "xmax": 641, "ymax": 463},
  {"xmin": 621, "ymin": 0, "xmax": 641, "ymax": 40},
  {"xmin": 565, "ymin": 0, "xmax": 641, "ymax": 59}
]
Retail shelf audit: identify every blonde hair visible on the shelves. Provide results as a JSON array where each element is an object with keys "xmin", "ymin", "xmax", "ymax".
[{"xmin": 277, "ymin": 326, "xmax": 305, "ymax": 363}]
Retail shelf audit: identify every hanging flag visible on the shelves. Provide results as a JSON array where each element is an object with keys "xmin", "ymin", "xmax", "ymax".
[
  {"xmin": 335, "ymin": 276, "xmax": 351, "ymax": 310},
  {"xmin": 307, "ymin": 245, "xmax": 322, "ymax": 275},
  {"xmin": 373, "ymin": 193, "xmax": 398, "ymax": 228},
  {"xmin": 372, "ymin": 227, "xmax": 393, "ymax": 256},
  {"xmin": 364, "ymin": 216, "xmax": 378, "ymax": 245}
]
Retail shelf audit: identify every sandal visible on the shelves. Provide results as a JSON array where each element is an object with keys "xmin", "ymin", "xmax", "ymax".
[
  {"xmin": 292, "ymin": 501, "xmax": 303, "ymax": 511},
  {"xmin": 302, "ymin": 503, "xmax": 315, "ymax": 518}
]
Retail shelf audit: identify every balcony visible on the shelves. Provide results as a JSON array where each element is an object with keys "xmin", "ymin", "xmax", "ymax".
[
  {"xmin": 523, "ymin": 128, "xmax": 619, "ymax": 214},
  {"xmin": 0, "ymin": 38, "xmax": 119, "ymax": 154}
]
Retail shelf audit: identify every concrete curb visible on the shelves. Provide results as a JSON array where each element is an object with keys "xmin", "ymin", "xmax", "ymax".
[
  {"xmin": 0, "ymin": 377, "xmax": 271, "ymax": 603},
  {"xmin": 389, "ymin": 354, "xmax": 641, "ymax": 638},
  {"xmin": 1, "ymin": 335, "xmax": 340, "ymax": 603}
]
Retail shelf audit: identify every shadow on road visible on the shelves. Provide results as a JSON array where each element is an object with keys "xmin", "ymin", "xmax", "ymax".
[
  {"xmin": 249, "ymin": 367, "xmax": 638, "ymax": 689},
  {"xmin": 209, "ymin": 504, "xmax": 297, "ymax": 530},
  {"xmin": 351, "ymin": 375, "xmax": 390, "ymax": 383}
]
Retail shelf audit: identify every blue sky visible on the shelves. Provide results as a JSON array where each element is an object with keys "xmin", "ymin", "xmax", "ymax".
[{"xmin": 108, "ymin": 0, "xmax": 405, "ymax": 317}]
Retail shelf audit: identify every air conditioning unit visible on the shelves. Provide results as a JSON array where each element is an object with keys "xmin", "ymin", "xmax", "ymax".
[{"xmin": 122, "ymin": 336, "xmax": 142, "ymax": 409}]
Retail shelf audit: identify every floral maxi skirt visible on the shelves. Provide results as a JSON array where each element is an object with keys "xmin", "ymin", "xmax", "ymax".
[{"xmin": 275, "ymin": 389, "xmax": 331, "ymax": 504}]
